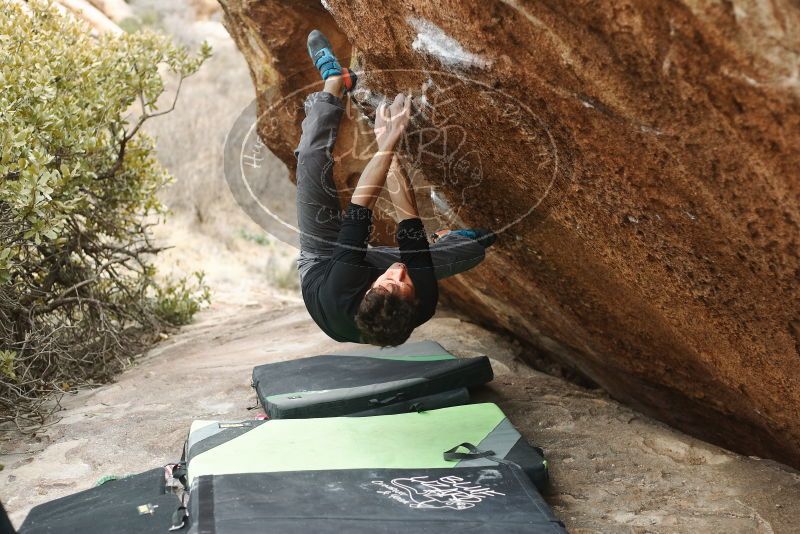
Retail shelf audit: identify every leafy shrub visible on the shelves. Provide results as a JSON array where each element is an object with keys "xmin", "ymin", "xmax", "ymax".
[
  {"xmin": 0, "ymin": 1, "xmax": 211, "ymax": 429},
  {"xmin": 153, "ymin": 272, "xmax": 211, "ymax": 326}
]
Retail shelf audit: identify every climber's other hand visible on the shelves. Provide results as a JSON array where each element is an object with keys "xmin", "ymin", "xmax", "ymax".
[{"xmin": 374, "ymin": 93, "xmax": 412, "ymax": 152}]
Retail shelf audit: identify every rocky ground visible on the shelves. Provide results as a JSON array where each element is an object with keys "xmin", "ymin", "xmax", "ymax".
[{"xmin": 2, "ymin": 291, "xmax": 799, "ymax": 533}]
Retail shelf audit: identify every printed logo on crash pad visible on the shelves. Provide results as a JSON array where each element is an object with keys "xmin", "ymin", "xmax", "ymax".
[{"xmin": 371, "ymin": 475, "xmax": 504, "ymax": 510}]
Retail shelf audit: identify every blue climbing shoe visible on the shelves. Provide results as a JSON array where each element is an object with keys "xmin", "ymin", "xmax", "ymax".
[
  {"xmin": 307, "ymin": 29, "xmax": 357, "ymax": 92},
  {"xmin": 432, "ymin": 228, "xmax": 497, "ymax": 248}
]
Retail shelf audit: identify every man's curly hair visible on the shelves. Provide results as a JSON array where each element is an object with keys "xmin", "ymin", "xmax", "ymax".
[{"xmin": 355, "ymin": 287, "xmax": 418, "ymax": 347}]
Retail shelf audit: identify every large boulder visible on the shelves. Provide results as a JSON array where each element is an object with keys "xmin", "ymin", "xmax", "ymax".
[{"xmin": 219, "ymin": 0, "xmax": 800, "ymax": 467}]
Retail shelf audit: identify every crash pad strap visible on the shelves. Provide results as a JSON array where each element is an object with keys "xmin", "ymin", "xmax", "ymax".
[
  {"xmin": 194, "ymin": 475, "xmax": 215, "ymax": 533},
  {"xmin": 443, "ymin": 442, "xmax": 497, "ymax": 461},
  {"xmin": 444, "ymin": 442, "xmax": 522, "ymax": 470}
]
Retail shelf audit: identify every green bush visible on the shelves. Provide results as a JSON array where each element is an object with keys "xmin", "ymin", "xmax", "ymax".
[
  {"xmin": 0, "ymin": 1, "xmax": 211, "ymax": 429},
  {"xmin": 153, "ymin": 272, "xmax": 211, "ymax": 326}
]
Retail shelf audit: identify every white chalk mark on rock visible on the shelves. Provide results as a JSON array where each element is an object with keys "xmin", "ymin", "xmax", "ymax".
[
  {"xmin": 408, "ymin": 17, "xmax": 491, "ymax": 70},
  {"xmin": 430, "ymin": 188, "xmax": 467, "ymax": 228}
]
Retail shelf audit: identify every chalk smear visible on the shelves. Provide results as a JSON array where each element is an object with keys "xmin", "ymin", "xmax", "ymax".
[{"xmin": 408, "ymin": 17, "xmax": 491, "ymax": 70}]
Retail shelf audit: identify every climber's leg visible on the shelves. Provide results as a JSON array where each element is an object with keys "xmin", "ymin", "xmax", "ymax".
[
  {"xmin": 431, "ymin": 228, "xmax": 496, "ymax": 248},
  {"xmin": 296, "ymin": 30, "xmax": 360, "ymax": 283},
  {"xmin": 294, "ymin": 84, "xmax": 345, "ymax": 283},
  {"xmin": 364, "ymin": 232, "xmax": 486, "ymax": 280}
]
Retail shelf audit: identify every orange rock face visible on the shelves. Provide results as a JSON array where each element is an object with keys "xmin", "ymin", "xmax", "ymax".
[{"xmin": 220, "ymin": 0, "xmax": 800, "ymax": 467}]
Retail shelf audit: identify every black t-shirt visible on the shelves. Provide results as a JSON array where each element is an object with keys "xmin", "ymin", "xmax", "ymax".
[{"xmin": 301, "ymin": 203, "xmax": 438, "ymax": 343}]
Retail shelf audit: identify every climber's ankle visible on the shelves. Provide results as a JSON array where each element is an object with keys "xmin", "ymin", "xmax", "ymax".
[
  {"xmin": 323, "ymin": 75, "xmax": 345, "ymax": 98},
  {"xmin": 431, "ymin": 229, "xmax": 451, "ymax": 242}
]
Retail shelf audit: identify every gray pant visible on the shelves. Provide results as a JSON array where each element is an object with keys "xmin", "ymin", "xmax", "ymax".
[{"xmin": 295, "ymin": 91, "xmax": 486, "ymax": 283}]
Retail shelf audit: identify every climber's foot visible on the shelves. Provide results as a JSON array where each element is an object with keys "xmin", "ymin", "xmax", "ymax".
[
  {"xmin": 431, "ymin": 228, "xmax": 497, "ymax": 248},
  {"xmin": 307, "ymin": 29, "xmax": 357, "ymax": 93}
]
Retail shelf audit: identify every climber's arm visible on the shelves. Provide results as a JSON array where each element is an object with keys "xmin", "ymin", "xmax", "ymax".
[
  {"xmin": 350, "ymin": 150, "xmax": 393, "ymax": 210},
  {"xmin": 350, "ymin": 93, "xmax": 412, "ymax": 210},
  {"xmin": 385, "ymin": 157, "xmax": 419, "ymax": 221}
]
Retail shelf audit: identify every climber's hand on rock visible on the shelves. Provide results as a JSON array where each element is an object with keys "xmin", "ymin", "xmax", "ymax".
[{"xmin": 374, "ymin": 93, "xmax": 412, "ymax": 153}]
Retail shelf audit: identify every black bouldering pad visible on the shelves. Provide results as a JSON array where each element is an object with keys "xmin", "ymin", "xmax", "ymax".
[
  {"xmin": 252, "ymin": 340, "xmax": 493, "ymax": 419},
  {"xmin": 187, "ymin": 466, "xmax": 566, "ymax": 534},
  {"xmin": 18, "ymin": 468, "xmax": 180, "ymax": 534}
]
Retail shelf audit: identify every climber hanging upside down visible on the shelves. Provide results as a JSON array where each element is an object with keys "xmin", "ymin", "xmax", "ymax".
[{"xmin": 296, "ymin": 30, "xmax": 496, "ymax": 346}]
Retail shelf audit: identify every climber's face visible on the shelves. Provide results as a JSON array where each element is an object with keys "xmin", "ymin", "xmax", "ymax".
[{"xmin": 370, "ymin": 262, "xmax": 415, "ymax": 300}]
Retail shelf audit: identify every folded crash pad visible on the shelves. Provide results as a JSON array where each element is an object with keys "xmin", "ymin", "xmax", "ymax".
[
  {"xmin": 251, "ymin": 340, "xmax": 493, "ymax": 418},
  {"xmin": 185, "ymin": 403, "xmax": 548, "ymax": 491},
  {"xmin": 187, "ymin": 466, "xmax": 566, "ymax": 534},
  {"xmin": 18, "ymin": 468, "xmax": 180, "ymax": 534}
]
